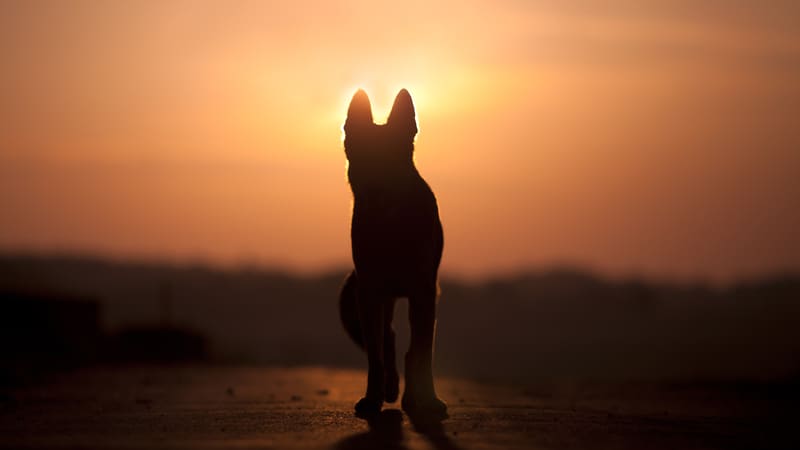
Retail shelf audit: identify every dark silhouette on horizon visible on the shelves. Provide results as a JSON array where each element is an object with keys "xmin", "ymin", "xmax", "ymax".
[
  {"xmin": 339, "ymin": 89, "xmax": 447, "ymax": 420},
  {"xmin": 2, "ymin": 253, "xmax": 799, "ymax": 384}
]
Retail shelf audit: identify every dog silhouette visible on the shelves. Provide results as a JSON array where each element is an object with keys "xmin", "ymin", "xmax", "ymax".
[{"xmin": 339, "ymin": 89, "xmax": 447, "ymax": 419}]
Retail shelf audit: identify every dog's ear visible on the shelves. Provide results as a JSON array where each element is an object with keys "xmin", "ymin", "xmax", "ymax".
[
  {"xmin": 344, "ymin": 89, "xmax": 373, "ymax": 134},
  {"xmin": 387, "ymin": 89, "xmax": 417, "ymax": 139}
]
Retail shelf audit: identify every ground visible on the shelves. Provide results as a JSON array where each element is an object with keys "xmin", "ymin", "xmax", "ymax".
[{"xmin": 0, "ymin": 366, "xmax": 793, "ymax": 449}]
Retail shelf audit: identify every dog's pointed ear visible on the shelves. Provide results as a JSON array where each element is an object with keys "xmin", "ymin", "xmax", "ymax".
[
  {"xmin": 387, "ymin": 89, "xmax": 417, "ymax": 138},
  {"xmin": 344, "ymin": 89, "xmax": 373, "ymax": 134}
]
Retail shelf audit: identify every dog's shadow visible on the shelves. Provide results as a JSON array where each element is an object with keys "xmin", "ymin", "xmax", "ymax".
[{"xmin": 333, "ymin": 409, "xmax": 463, "ymax": 450}]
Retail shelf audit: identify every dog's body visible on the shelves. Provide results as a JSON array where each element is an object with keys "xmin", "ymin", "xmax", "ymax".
[{"xmin": 339, "ymin": 89, "xmax": 447, "ymax": 419}]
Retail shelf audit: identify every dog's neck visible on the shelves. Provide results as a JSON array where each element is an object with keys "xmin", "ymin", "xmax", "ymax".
[{"xmin": 349, "ymin": 162, "xmax": 423, "ymax": 200}]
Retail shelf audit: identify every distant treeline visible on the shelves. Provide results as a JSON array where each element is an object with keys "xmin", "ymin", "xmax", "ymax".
[{"xmin": 1, "ymin": 254, "xmax": 798, "ymax": 382}]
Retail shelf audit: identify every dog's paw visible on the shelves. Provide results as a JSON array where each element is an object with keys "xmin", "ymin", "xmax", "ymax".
[
  {"xmin": 354, "ymin": 397, "xmax": 383, "ymax": 419},
  {"xmin": 401, "ymin": 395, "xmax": 448, "ymax": 421}
]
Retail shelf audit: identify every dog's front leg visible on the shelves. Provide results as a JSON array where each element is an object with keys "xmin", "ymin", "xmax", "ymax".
[
  {"xmin": 403, "ymin": 284, "xmax": 448, "ymax": 419},
  {"xmin": 355, "ymin": 280, "xmax": 385, "ymax": 417},
  {"xmin": 383, "ymin": 298, "xmax": 400, "ymax": 403}
]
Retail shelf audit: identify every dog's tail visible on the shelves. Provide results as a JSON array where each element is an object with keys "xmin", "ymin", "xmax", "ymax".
[{"xmin": 339, "ymin": 271, "xmax": 365, "ymax": 350}]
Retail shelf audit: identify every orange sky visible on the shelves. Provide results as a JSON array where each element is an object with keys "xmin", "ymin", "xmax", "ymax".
[{"xmin": 1, "ymin": 1, "xmax": 798, "ymax": 282}]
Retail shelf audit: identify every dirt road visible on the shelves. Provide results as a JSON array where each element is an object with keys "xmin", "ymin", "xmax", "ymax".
[{"xmin": 0, "ymin": 366, "xmax": 792, "ymax": 449}]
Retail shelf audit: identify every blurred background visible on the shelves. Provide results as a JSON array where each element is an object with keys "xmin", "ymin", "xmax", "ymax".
[{"xmin": 1, "ymin": 1, "xmax": 798, "ymax": 383}]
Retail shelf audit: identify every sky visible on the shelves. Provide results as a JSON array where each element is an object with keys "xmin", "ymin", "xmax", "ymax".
[{"xmin": 1, "ymin": 0, "xmax": 798, "ymax": 282}]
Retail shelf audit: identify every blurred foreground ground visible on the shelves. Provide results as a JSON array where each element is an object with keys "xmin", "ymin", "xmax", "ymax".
[{"xmin": 0, "ymin": 366, "xmax": 795, "ymax": 450}]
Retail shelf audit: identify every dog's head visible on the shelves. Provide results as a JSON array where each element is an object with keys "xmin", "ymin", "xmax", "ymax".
[{"xmin": 343, "ymin": 89, "xmax": 418, "ymax": 188}]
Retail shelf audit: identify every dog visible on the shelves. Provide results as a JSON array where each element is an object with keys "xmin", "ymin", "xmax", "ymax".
[{"xmin": 339, "ymin": 89, "xmax": 447, "ymax": 419}]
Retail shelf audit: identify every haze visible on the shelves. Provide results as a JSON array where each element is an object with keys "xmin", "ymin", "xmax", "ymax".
[{"xmin": 1, "ymin": 0, "xmax": 798, "ymax": 282}]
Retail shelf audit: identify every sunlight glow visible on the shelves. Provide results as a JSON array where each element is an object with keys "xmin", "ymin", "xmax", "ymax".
[{"xmin": 2, "ymin": 1, "xmax": 798, "ymax": 281}]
